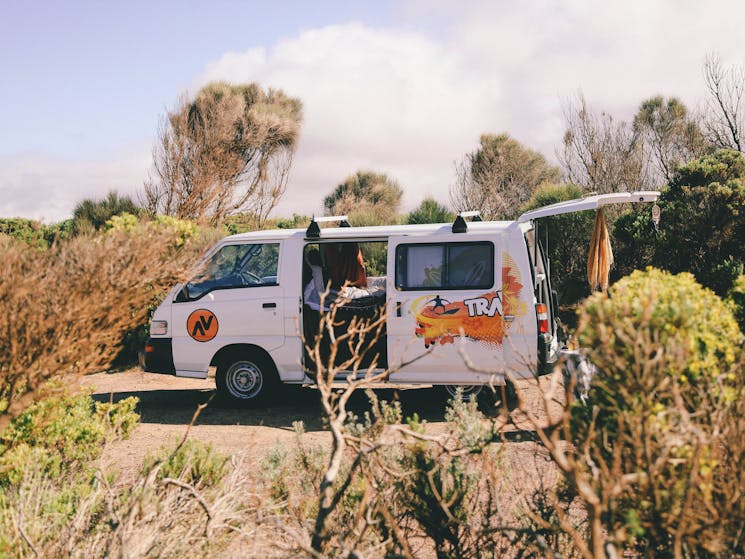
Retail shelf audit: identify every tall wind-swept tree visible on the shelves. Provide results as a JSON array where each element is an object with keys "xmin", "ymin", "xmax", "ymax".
[
  {"xmin": 702, "ymin": 54, "xmax": 745, "ymax": 153},
  {"xmin": 450, "ymin": 133, "xmax": 560, "ymax": 220},
  {"xmin": 560, "ymin": 93, "xmax": 649, "ymax": 194},
  {"xmin": 633, "ymin": 96, "xmax": 709, "ymax": 184},
  {"xmin": 144, "ymin": 82, "xmax": 302, "ymax": 227}
]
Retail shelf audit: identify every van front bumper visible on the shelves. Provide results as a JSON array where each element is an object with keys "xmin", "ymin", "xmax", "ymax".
[{"xmin": 139, "ymin": 337, "xmax": 176, "ymax": 375}]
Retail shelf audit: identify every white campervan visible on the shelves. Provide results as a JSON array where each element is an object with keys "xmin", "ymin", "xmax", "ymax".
[{"xmin": 141, "ymin": 191, "xmax": 659, "ymax": 403}]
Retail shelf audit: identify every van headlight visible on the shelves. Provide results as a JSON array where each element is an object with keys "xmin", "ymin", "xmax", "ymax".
[{"xmin": 150, "ymin": 320, "xmax": 168, "ymax": 336}]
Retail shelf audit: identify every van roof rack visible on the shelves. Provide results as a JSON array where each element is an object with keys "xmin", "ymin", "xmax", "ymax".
[
  {"xmin": 306, "ymin": 215, "xmax": 351, "ymax": 238},
  {"xmin": 452, "ymin": 211, "xmax": 482, "ymax": 233}
]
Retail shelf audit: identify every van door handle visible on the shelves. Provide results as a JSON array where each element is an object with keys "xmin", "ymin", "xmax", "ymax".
[
  {"xmin": 262, "ymin": 302, "xmax": 277, "ymax": 309},
  {"xmin": 396, "ymin": 301, "xmax": 402, "ymax": 317}
]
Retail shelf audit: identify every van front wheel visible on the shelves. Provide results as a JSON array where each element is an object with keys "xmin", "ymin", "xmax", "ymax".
[{"xmin": 216, "ymin": 355, "xmax": 277, "ymax": 405}]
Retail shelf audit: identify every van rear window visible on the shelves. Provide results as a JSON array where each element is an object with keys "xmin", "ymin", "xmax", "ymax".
[{"xmin": 395, "ymin": 242, "xmax": 493, "ymax": 291}]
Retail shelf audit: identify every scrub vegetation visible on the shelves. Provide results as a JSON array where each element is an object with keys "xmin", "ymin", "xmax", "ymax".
[
  {"xmin": 1, "ymin": 56, "xmax": 745, "ymax": 557},
  {"xmin": 0, "ymin": 268, "xmax": 742, "ymax": 558}
]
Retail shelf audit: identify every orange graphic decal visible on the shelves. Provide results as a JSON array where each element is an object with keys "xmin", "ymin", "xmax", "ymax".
[
  {"xmin": 187, "ymin": 309, "xmax": 219, "ymax": 342},
  {"xmin": 412, "ymin": 252, "xmax": 527, "ymax": 348}
]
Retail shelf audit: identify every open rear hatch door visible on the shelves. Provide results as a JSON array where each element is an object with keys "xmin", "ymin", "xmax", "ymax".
[{"xmin": 518, "ymin": 191, "xmax": 660, "ymax": 223}]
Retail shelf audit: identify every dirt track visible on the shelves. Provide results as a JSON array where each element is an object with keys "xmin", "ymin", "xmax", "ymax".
[{"xmin": 81, "ymin": 368, "xmax": 559, "ymax": 485}]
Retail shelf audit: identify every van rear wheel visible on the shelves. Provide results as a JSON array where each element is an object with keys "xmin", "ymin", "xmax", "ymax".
[
  {"xmin": 478, "ymin": 380, "xmax": 518, "ymax": 414},
  {"xmin": 216, "ymin": 353, "xmax": 277, "ymax": 405},
  {"xmin": 442, "ymin": 384, "xmax": 483, "ymax": 401}
]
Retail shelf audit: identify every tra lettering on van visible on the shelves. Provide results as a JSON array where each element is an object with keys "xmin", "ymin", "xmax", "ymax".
[
  {"xmin": 463, "ymin": 293, "xmax": 502, "ymax": 318},
  {"xmin": 187, "ymin": 309, "xmax": 219, "ymax": 342}
]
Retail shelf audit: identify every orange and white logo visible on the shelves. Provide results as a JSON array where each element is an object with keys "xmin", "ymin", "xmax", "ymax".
[{"xmin": 187, "ymin": 309, "xmax": 219, "ymax": 342}]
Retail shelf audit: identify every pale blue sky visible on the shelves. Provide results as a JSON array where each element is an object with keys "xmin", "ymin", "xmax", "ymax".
[
  {"xmin": 0, "ymin": 0, "xmax": 399, "ymax": 156},
  {"xmin": 2, "ymin": 0, "xmax": 745, "ymax": 221}
]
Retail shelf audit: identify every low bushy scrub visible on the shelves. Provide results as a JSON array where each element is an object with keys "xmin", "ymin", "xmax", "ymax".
[
  {"xmin": 566, "ymin": 268, "xmax": 744, "ymax": 556},
  {"xmin": 261, "ymin": 422, "xmax": 328, "ymax": 522},
  {"xmin": 728, "ymin": 274, "xmax": 745, "ymax": 332},
  {"xmin": 0, "ymin": 389, "xmax": 138, "ymax": 486},
  {"xmin": 0, "ymin": 217, "xmax": 73, "ymax": 248},
  {"xmin": 0, "ymin": 391, "xmax": 138, "ymax": 556},
  {"xmin": 0, "ymin": 398, "xmax": 277, "ymax": 558},
  {"xmin": 104, "ymin": 214, "xmax": 215, "ymax": 366},
  {"xmin": 0, "ymin": 223, "xmax": 213, "ymax": 428},
  {"xmin": 142, "ymin": 438, "xmax": 230, "ymax": 488}
]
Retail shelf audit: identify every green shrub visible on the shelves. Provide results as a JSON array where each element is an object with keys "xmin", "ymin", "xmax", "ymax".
[
  {"xmin": 0, "ymin": 390, "xmax": 138, "ymax": 486},
  {"xmin": 73, "ymin": 190, "xmax": 142, "ymax": 233},
  {"xmin": 392, "ymin": 402, "xmax": 487, "ymax": 558},
  {"xmin": 274, "ymin": 213, "xmax": 311, "ymax": 230},
  {"xmin": 0, "ymin": 218, "xmax": 49, "ymax": 248},
  {"xmin": 260, "ymin": 422, "xmax": 327, "ymax": 519},
  {"xmin": 571, "ymin": 268, "xmax": 743, "ymax": 554},
  {"xmin": 43, "ymin": 218, "xmax": 74, "ymax": 245},
  {"xmin": 105, "ymin": 211, "xmax": 140, "ymax": 231},
  {"xmin": 406, "ymin": 197, "xmax": 455, "ymax": 224},
  {"xmin": 614, "ymin": 149, "xmax": 745, "ymax": 297},
  {"xmin": 153, "ymin": 214, "xmax": 202, "ymax": 246},
  {"xmin": 0, "ymin": 218, "xmax": 75, "ymax": 249},
  {"xmin": 578, "ymin": 268, "xmax": 741, "ymax": 390},
  {"xmin": 727, "ymin": 274, "xmax": 745, "ymax": 333},
  {"xmin": 142, "ymin": 439, "xmax": 229, "ymax": 488}
]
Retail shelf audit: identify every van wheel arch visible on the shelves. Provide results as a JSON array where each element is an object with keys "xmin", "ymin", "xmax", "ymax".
[{"xmin": 212, "ymin": 344, "xmax": 279, "ymax": 405}]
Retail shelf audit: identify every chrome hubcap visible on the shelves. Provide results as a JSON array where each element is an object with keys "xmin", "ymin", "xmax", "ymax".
[{"xmin": 226, "ymin": 361, "xmax": 263, "ymax": 399}]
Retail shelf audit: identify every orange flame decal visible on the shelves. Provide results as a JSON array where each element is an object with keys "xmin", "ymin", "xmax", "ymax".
[{"xmin": 412, "ymin": 253, "xmax": 527, "ymax": 348}]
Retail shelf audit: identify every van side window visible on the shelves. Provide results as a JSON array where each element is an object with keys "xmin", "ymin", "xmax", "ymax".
[
  {"xmin": 176, "ymin": 243, "xmax": 280, "ymax": 302},
  {"xmin": 395, "ymin": 242, "xmax": 493, "ymax": 290}
]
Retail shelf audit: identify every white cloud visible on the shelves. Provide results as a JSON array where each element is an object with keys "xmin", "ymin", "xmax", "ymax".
[
  {"xmin": 0, "ymin": 148, "xmax": 149, "ymax": 223},
  {"xmin": 201, "ymin": 23, "xmax": 498, "ymax": 215},
  {"xmin": 200, "ymin": 3, "xmax": 745, "ymax": 217},
  {"xmin": 6, "ymin": 1, "xmax": 745, "ymax": 222}
]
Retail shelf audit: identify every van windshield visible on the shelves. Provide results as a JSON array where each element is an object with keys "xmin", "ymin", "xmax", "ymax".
[{"xmin": 176, "ymin": 243, "xmax": 280, "ymax": 302}]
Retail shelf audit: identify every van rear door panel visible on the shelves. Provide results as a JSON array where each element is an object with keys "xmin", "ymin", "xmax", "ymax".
[{"xmin": 387, "ymin": 234, "xmax": 515, "ymax": 383}]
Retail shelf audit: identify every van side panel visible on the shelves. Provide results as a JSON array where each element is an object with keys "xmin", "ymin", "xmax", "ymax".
[
  {"xmin": 386, "ymin": 233, "xmax": 509, "ymax": 384},
  {"xmin": 170, "ymin": 239, "xmax": 293, "ymax": 376}
]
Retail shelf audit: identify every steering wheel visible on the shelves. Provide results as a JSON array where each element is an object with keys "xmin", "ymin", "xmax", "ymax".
[{"xmin": 240, "ymin": 271, "xmax": 262, "ymax": 285}]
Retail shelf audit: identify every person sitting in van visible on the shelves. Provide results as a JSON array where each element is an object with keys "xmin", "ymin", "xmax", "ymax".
[
  {"xmin": 303, "ymin": 248, "xmax": 335, "ymax": 311},
  {"xmin": 323, "ymin": 243, "xmax": 370, "ymax": 300}
]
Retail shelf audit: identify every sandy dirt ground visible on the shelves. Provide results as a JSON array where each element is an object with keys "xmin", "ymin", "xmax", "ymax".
[{"xmin": 80, "ymin": 368, "xmax": 563, "ymax": 485}]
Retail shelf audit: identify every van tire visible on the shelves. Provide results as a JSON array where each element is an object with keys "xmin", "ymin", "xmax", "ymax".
[
  {"xmin": 441, "ymin": 384, "xmax": 483, "ymax": 402},
  {"xmin": 478, "ymin": 380, "xmax": 518, "ymax": 414},
  {"xmin": 216, "ymin": 352, "xmax": 278, "ymax": 405}
]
